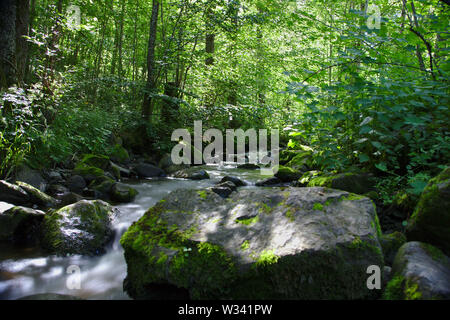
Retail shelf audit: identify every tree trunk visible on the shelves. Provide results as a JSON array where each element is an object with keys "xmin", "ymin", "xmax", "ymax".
[
  {"xmin": 205, "ymin": 7, "xmax": 215, "ymax": 66},
  {"xmin": 141, "ymin": 0, "xmax": 160, "ymax": 121},
  {"xmin": 0, "ymin": 0, "xmax": 17, "ymax": 90},
  {"xmin": 117, "ymin": 0, "xmax": 126, "ymax": 79},
  {"xmin": 16, "ymin": 0, "xmax": 30, "ymax": 87}
]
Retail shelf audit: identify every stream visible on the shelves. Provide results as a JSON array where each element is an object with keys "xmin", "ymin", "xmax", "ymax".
[{"xmin": 0, "ymin": 164, "xmax": 266, "ymax": 300}]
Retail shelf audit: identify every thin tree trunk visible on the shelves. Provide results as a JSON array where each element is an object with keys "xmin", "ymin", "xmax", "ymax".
[
  {"xmin": 16, "ymin": 0, "xmax": 30, "ymax": 87},
  {"xmin": 142, "ymin": 0, "xmax": 160, "ymax": 121}
]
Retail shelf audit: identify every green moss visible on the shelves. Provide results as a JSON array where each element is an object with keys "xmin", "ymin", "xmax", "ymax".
[
  {"xmin": 254, "ymin": 250, "xmax": 279, "ymax": 268},
  {"xmin": 285, "ymin": 208, "xmax": 295, "ymax": 222},
  {"xmin": 109, "ymin": 144, "xmax": 129, "ymax": 163},
  {"xmin": 383, "ymin": 275, "xmax": 405, "ymax": 300},
  {"xmin": 120, "ymin": 201, "xmax": 237, "ymax": 299},
  {"xmin": 275, "ymin": 165, "xmax": 301, "ymax": 182},
  {"xmin": 236, "ymin": 215, "xmax": 259, "ymax": 226},
  {"xmin": 197, "ymin": 190, "xmax": 207, "ymax": 199},
  {"xmin": 313, "ymin": 203, "xmax": 324, "ymax": 211},
  {"xmin": 404, "ymin": 280, "xmax": 422, "ymax": 300},
  {"xmin": 258, "ymin": 202, "xmax": 273, "ymax": 214},
  {"xmin": 74, "ymin": 164, "xmax": 105, "ymax": 178},
  {"xmin": 420, "ymin": 243, "xmax": 446, "ymax": 262},
  {"xmin": 308, "ymin": 175, "xmax": 333, "ymax": 188},
  {"xmin": 241, "ymin": 240, "xmax": 250, "ymax": 251}
]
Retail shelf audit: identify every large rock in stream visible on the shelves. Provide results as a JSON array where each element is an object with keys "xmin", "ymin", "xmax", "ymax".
[
  {"xmin": 40, "ymin": 200, "xmax": 115, "ymax": 256},
  {"xmin": 121, "ymin": 187, "xmax": 384, "ymax": 300}
]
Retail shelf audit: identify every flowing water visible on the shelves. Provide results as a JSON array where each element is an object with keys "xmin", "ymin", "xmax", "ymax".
[{"xmin": 0, "ymin": 165, "xmax": 266, "ymax": 300}]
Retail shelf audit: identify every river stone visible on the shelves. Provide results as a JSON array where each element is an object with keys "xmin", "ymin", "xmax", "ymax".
[
  {"xmin": 121, "ymin": 187, "xmax": 383, "ymax": 300},
  {"xmin": 220, "ymin": 176, "xmax": 247, "ymax": 187},
  {"xmin": 211, "ymin": 181, "xmax": 237, "ymax": 198},
  {"xmin": 274, "ymin": 166, "xmax": 302, "ymax": 182},
  {"xmin": 40, "ymin": 200, "xmax": 115, "ymax": 256},
  {"xmin": 111, "ymin": 183, "xmax": 138, "ymax": 203},
  {"xmin": 171, "ymin": 166, "xmax": 210, "ymax": 180},
  {"xmin": 383, "ymin": 242, "xmax": 450, "ymax": 300},
  {"xmin": 0, "ymin": 206, "xmax": 45, "ymax": 244},
  {"xmin": 307, "ymin": 172, "xmax": 373, "ymax": 195},
  {"xmin": 133, "ymin": 163, "xmax": 165, "ymax": 178},
  {"xmin": 406, "ymin": 167, "xmax": 450, "ymax": 256},
  {"xmin": 255, "ymin": 177, "xmax": 282, "ymax": 186},
  {"xmin": 16, "ymin": 181, "xmax": 58, "ymax": 209},
  {"xmin": 0, "ymin": 180, "xmax": 30, "ymax": 206}
]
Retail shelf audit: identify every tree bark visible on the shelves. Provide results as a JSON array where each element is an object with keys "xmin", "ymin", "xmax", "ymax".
[
  {"xmin": 0, "ymin": 0, "xmax": 17, "ymax": 89},
  {"xmin": 141, "ymin": 0, "xmax": 160, "ymax": 121}
]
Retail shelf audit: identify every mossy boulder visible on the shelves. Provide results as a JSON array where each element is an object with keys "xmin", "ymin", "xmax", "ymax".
[
  {"xmin": 78, "ymin": 154, "xmax": 111, "ymax": 170},
  {"xmin": 0, "ymin": 180, "xmax": 30, "ymax": 206},
  {"xmin": 110, "ymin": 183, "xmax": 138, "ymax": 203},
  {"xmin": 89, "ymin": 176, "xmax": 116, "ymax": 200},
  {"xmin": 380, "ymin": 232, "xmax": 407, "ymax": 266},
  {"xmin": 383, "ymin": 242, "xmax": 450, "ymax": 300},
  {"xmin": 171, "ymin": 166, "xmax": 210, "ymax": 180},
  {"xmin": 274, "ymin": 165, "xmax": 302, "ymax": 182},
  {"xmin": 121, "ymin": 187, "xmax": 383, "ymax": 300},
  {"xmin": 285, "ymin": 151, "xmax": 312, "ymax": 172},
  {"xmin": 307, "ymin": 172, "xmax": 373, "ymax": 195},
  {"xmin": 109, "ymin": 144, "xmax": 130, "ymax": 164},
  {"xmin": 406, "ymin": 168, "xmax": 450, "ymax": 255},
  {"xmin": 16, "ymin": 181, "xmax": 58, "ymax": 209},
  {"xmin": 73, "ymin": 164, "xmax": 105, "ymax": 183},
  {"xmin": 0, "ymin": 206, "xmax": 45, "ymax": 244},
  {"xmin": 40, "ymin": 200, "xmax": 115, "ymax": 256}
]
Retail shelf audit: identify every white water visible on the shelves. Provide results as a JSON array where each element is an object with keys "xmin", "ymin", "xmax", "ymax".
[{"xmin": 0, "ymin": 165, "xmax": 266, "ymax": 300}]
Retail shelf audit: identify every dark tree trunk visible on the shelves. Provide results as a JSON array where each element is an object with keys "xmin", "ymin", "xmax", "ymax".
[
  {"xmin": 16, "ymin": 0, "xmax": 30, "ymax": 87},
  {"xmin": 205, "ymin": 7, "xmax": 215, "ymax": 66},
  {"xmin": 0, "ymin": 0, "xmax": 17, "ymax": 89},
  {"xmin": 142, "ymin": 0, "xmax": 160, "ymax": 121}
]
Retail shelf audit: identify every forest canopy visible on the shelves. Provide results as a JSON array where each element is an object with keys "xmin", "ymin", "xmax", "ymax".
[{"xmin": 0, "ymin": 0, "xmax": 449, "ymax": 204}]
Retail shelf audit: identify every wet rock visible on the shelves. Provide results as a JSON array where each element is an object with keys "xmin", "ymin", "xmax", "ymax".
[
  {"xmin": 133, "ymin": 163, "xmax": 165, "ymax": 178},
  {"xmin": 111, "ymin": 183, "xmax": 138, "ymax": 203},
  {"xmin": 40, "ymin": 200, "xmax": 115, "ymax": 256},
  {"xmin": 171, "ymin": 167, "xmax": 209, "ymax": 180},
  {"xmin": 121, "ymin": 187, "xmax": 383, "ymax": 300},
  {"xmin": 383, "ymin": 242, "xmax": 450, "ymax": 300}
]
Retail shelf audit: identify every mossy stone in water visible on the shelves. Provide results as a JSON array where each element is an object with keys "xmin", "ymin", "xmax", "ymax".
[{"xmin": 40, "ymin": 200, "xmax": 114, "ymax": 256}]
